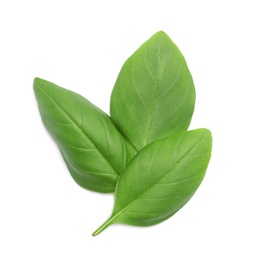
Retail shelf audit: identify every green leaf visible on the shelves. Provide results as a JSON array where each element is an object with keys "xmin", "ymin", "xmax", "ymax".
[
  {"xmin": 93, "ymin": 129, "xmax": 212, "ymax": 235},
  {"xmin": 34, "ymin": 78, "xmax": 136, "ymax": 193},
  {"xmin": 110, "ymin": 31, "xmax": 195, "ymax": 151}
]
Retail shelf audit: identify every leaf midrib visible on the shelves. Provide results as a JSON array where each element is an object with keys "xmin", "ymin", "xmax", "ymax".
[
  {"xmin": 38, "ymin": 86, "xmax": 118, "ymax": 176},
  {"xmin": 145, "ymin": 40, "xmax": 163, "ymax": 145}
]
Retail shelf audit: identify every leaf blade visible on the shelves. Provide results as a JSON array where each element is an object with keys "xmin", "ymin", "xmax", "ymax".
[
  {"xmin": 93, "ymin": 128, "xmax": 212, "ymax": 234},
  {"xmin": 110, "ymin": 31, "xmax": 196, "ymax": 150},
  {"xmin": 34, "ymin": 78, "xmax": 136, "ymax": 193}
]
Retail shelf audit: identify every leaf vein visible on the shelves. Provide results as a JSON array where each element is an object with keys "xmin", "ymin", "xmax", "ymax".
[
  {"xmin": 152, "ymin": 76, "xmax": 193, "ymax": 129},
  {"xmin": 144, "ymin": 42, "xmax": 163, "ymax": 144}
]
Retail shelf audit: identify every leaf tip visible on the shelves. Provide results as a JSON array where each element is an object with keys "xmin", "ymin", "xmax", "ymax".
[
  {"xmin": 155, "ymin": 30, "xmax": 167, "ymax": 36},
  {"xmin": 152, "ymin": 30, "xmax": 171, "ymax": 41},
  {"xmin": 194, "ymin": 128, "xmax": 213, "ymax": 153},
  {"xmin": 200, "ymin": 128, "xmax": 212, "ymax": 140},
  {"xmin": 33, "ymin": 76, "xmax": 42, "ymax": 85},
  {"xmin": 33, "ymin": 77, "xmax": 45, "ymax": 93}
]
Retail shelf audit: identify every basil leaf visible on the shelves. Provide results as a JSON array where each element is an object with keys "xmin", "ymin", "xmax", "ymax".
[
  {"xmin": 93, "ymin": 128, "xmax": 212, "ymax": 235},
  {"xmin": 34, "ymin": 78, "xmax": 136, "ymax": 193},
  {"xmin": 110, "ymin": 31, "xmax": 195, "ymax": 150}
]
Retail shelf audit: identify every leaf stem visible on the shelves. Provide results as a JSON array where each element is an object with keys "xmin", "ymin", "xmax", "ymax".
[{"xmin": 92, "ymin": 215, "xmax": 116, "ymax": 236}]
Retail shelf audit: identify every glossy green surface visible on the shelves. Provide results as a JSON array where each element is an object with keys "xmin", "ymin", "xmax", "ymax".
[
  {"xmin": 93, "ymin": 129, "xmax": 212, "ymax": 235},
  {"xmin": 111, "ymin": 31, "xmax": 195, "ymax": 150},
  {"xmin": 34, "ymin": 31, "xmax": 212, "ymax": 235},
  {"xmin": 34, "ymin": 78, "xmax": 136, "ymax": 193}
]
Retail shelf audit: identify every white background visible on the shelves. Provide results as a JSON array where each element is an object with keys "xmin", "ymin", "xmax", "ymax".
[{"xmin": 1, "ymin": 0, "xmax": 265, "ymax": 259}]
